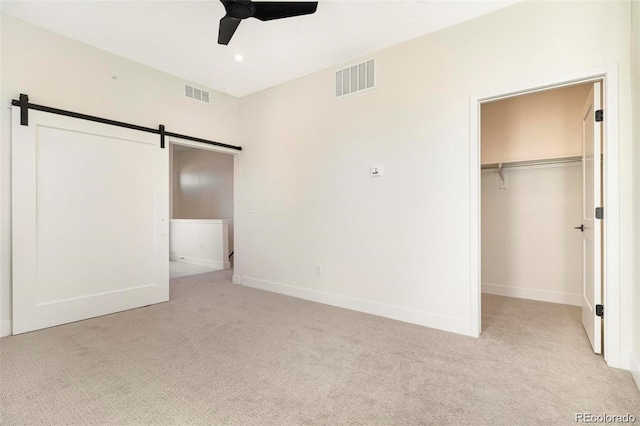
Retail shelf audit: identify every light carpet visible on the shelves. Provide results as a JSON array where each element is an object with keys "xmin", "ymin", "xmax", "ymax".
[
  {"xmin": 1, "ymin": 270, "xmax": 638, "ymax": 425},
  {"xmin": 169, "ymin": 261, "xmax": 222, "ymax": 279}
]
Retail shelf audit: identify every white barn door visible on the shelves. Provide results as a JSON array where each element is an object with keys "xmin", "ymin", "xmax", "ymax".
[{"xmin": 12, "ymin": 107, "xmax": 169, "ymax": 335}]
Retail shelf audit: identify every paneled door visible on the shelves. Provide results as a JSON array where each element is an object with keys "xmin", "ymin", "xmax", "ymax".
[
  {"xmin": 580, "ymin": 82, "xmax": 602, "ymax": 354},
  {"xmin": 12, "ymin": 107, "xmax": 169, "ymax": 334}
]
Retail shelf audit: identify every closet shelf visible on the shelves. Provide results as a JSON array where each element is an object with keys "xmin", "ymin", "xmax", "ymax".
[{"xmin": 481, "ymin": 155, "xmax": 582, "ymax": 170}]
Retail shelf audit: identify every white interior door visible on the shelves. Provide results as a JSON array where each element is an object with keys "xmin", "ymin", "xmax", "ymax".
[
  {"xmin": 12, "ymin": 107, "xmax": 169, "ymax": 334},
  {"xmin": 580, "ymin": 82, "xmax": 602, "ymax": 354}
]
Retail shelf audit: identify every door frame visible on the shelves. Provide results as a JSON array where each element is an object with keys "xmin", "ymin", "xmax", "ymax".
[
  {"xmin": 169, "ymin": 136, "xmax": 241, "ymax": 155},
  {"xmin": 469, "ymin": 64, "xmax": 621, "ymax": 367}
]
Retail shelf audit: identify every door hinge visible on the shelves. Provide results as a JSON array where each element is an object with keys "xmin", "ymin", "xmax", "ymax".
[
  {"xmin": 595, "ymin": 304, "xmax": 604, "ymax": 317},
  {"xmin": 595, "ymin": 109, "xmax": 604, "ymax": 122},
  {"xmin": 595, "ymin": 207, "xmax": 604, "ymax": 219}
]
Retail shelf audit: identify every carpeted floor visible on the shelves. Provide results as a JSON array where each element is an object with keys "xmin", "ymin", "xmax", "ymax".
[
  {"xmin": 1, "ymin": 269, "xmax": 638, "ymax": 425},
  {"xmin": 169, "ymin": 261, "xmax": 221, "ymax": 279}
]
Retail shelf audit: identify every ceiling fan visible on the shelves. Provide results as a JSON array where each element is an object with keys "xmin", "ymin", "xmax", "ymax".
[{"xmin": 218, "ymin": 0, "xmax": 318, "ymax": 45}]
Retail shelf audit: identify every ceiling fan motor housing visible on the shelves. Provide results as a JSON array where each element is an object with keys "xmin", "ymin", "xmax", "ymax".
[
  {"xmin": 226, "ymin": 2, "xmax": 253, "ymax": 19},
  {"xmin": 218, "ymin": 0, "xmax": 318, "ymax": 45}
]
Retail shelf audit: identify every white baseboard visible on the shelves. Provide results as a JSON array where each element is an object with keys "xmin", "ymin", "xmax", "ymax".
[
  {"xmin": 482, "ymin": 283, "xmax": 582, "ymax": 306},
  {"xmin": 1, "ymin": 320, "xmax": 12, "ymax": 338},
  {"xmin": 630, "ymin": 351, "xmax": 640, "ymax": 392},
  {"xmin": 241, "ymin": 276, "xmax": 472, "ymax": 336},
  {"xmin": 170, "ymin": 255, "xmax": 229, "ymax": 270},
  {"xmin": 232, "ymin": 275, "xmax": 242, "ymax": 284},
  {"xmin": 613, "ymin": 349, "xmax": 632, "ymax": 371}
]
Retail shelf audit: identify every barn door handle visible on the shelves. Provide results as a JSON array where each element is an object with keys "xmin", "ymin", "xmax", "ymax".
[{"xmin": 574, "ymin": 224, "xmax": 584, "ymax": 232}]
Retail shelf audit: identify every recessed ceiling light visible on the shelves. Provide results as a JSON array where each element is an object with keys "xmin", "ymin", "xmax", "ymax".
[
  {"xmin": 234, "ymin": 54, "xmax": 243, "ymax": 62},
  {"xmin": 223, "ymin": 87, "xmax": 233, "ymax": 93}
]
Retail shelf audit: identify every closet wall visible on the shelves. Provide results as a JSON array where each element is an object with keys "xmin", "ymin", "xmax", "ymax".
[{"xmin": 481, "ymin": 84, "xmax": 592, "ymax": 306}]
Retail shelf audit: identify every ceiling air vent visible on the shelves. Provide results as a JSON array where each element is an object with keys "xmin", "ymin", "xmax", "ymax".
[
  {"xmin": 335, "ymin": 59, "xmax": 375, "ymax": 98},
  {"xmin": 184, "ymin": 84, "xmax": 210, "ymax": 104}
]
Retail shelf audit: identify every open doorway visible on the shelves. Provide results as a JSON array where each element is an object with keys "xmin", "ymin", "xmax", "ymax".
[
  {"xmin": 469, "ymin": 65, "xmax": 622, "ymax": 367},
  {"xmin": 169, "ymin": 141, "xmax": 235, "ymax": 279},
  {"xmin": 479, "ymin": 82, "xmax": 602, "ymax": 352}
]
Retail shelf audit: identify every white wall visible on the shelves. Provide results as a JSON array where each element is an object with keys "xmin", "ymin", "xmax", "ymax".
[
  {"xmin": 481, "ymin": 165, "xmax": 582, "ymax": 305},
  {"xmin": 234, "ymin": 0, "xmax": 634, "ymax": 359},
  {"xmin": 172, "ymin": 147, "xmax": 234, "ymax": 254},
  {"xmin": 481, "ymin": 84, "xmax": 592, "ymax": 164},
  {"xmin": 630, "ymin": 0, "xmax": 640, "ymax": 389},
  {"xmin": 170, "ymin": 220, "xmax": 230, "ymax": 270},
  {"xmin": 0, "ymin": 14, "xmax": 240, "ymax": 336}
]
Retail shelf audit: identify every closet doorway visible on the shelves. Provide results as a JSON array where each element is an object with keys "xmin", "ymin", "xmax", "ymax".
[
  {"xmin": 169, "ymin": 138, "xmax": 238, "ymax": 279},
  {"xmin": 479, "ymin": 81, "xmax": 604, "ymax": 354},
  {"xmin": 470, "ymin": 74, "xmax": 616, "ymax": 366},
  {"xmin": 470, "ymin": 66, "xmax": 622, "ymax": 367}
]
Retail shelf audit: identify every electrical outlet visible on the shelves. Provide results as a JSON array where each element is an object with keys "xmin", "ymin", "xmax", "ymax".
[
  {"xmin": 200, "ymin": 243, "xmax": 204, "ymax": 250},
  {"xmin": 247, "ymin": 204, "xmax": 254, "ymax": 214},
  {"xmin": 315, "ymin": 265, "xmax": 323, "ymax": 275}
]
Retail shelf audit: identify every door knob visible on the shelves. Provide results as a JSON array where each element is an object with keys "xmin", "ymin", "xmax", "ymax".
[{"xmin": 574, "ymin": 224, "xmax": 585, "ymax": 232}]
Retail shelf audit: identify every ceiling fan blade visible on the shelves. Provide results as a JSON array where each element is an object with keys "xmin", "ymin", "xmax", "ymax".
[
  {"xmin": 218, "ymin": 16, "xmax": 241, "ymax": 45},
  {"xmin": 252, "ymin": 2, "xmax": 318, "ymax": 21}
]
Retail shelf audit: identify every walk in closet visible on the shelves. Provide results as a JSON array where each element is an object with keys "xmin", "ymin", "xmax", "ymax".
[{"xmin": 480, "ymin": 83, "xmax": 594, "ymax": 307}]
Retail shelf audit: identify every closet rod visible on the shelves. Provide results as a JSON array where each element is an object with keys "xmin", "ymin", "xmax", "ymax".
[{"xmin": 481, "ymin": 155, "xmax": 582, "ymax": 170}]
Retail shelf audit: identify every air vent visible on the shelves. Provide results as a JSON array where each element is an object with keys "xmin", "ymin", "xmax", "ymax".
[
  {"xmin": 184, "ymin": 84, "xmax": 210, "ymax": 104},
  {"xmin": 335, "ymin": 59, "xmax": 375, "ymax": 98}
]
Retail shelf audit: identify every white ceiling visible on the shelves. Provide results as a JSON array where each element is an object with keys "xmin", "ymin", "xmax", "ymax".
[{"xmin": 1, "ymin": 0, "xmax": 519, "ymax": 97}]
